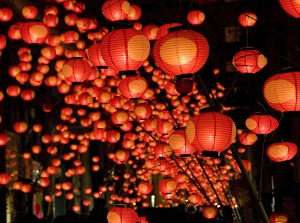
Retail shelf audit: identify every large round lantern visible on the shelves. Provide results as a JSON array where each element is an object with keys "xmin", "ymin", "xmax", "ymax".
[
  {"xmin": 20, "ymin": 21, "xmax": 50, "ymax": 44},
  {"xmin": 245, "ymin": 114, "xmax": 279, "ymax": 134},
  {"xmin": 107, "ymin": 206, "xmax": 138, "ymax": 223},
  {"xmin": 102, "ymin": 0, "xmax": 131, "ymax": 21},
  {"xmin": 185, "ymin": 110, "xmax": 236, "ymax": 152},
  {"xmin": 263, "ymin": 68, "xmax": 300, "ymax": 112},
  {"xmin": 266, "ymin": 142, "xmax": 298, "ymax": 162},
  {"xmin": 202, "ymin": 205, "xmax": 218, "ymax": 219},
  {"xmin": 279, "ymin": 0, "xmax": 300, "ymax": 18},
  {"xmin": 232, "ymin": 47, "xmax": 267, "ymax": 74},
  {"xmin": 100, "ymin": 28, "xmax": 150, "ymax": 71},
  {"xmin": 62, "ymin": 58, "xmax": 92, "ymax": 82},
  {"xmin": 153, "ymin": 29, "xmax": 209, "ymax": 77},
  {"xmin": 269, "ymin": 213, "xmax": 288, "ymax": 223},
  {"xmin": 169, "ymin": 129, "xmax": 197, "ymax": 157},
  {"xmin": 118, "ymin": 76, "xmax": 148, "ymax": 99}
]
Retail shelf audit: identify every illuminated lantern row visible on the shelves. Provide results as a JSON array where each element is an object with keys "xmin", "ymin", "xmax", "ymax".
[
  {"xmin": 245, "ymin": 114, "xmax": 279, "ymax": 134},
  {"xmin": 202, "ymin": 205, "xmax": 218, "ymax": 219},
  {"xmin": 107, "ymin": 206, "xmax": 138, "ymax": 223},
  {"xmin": 279, "ymin": 0, "xmax": 300, "ymax": 18},
  {"xmin": 186, "ymin": 110, "xmax": 236, "ymax": 152},
  {"xmin": 238, "ymin": 12, "xmax": 257, "ymax": 27},
  {"xmin": 153, "ymin": 29, "xmax": 209, "ymax": 77},
  {"xmin": 169, "ymin": 129, "xmax": 197, "ymax": 157},
  {"xmin": 100, "ymin": 28, "xmax": 150, "ymax": 71},
  {"xmin": 20, "ymin": 21, "xmax": 50, "ymax": 44},
  {"xmin": 269, "ymin": 213, "xmax": 288, "ymax": 223},
  {"xmin": 61, "ymin": 58, "xmax": 92, "ymax": 82},
  {"xmin": 102, "ymin": 0, "xmax": 131, "ymax": 21},
  {"xmin": 266, "ymin": 142, "xmax": 298, "ymax": 162},
  {"xmin": 232, "ymin": 47, "xmax": 267, "ymax": 74},
  {"xmin": 263, "ymin": 69, "xmax": 300, "ymax": 112}
]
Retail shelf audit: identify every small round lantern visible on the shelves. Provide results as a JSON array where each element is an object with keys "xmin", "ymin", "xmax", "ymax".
[
  {"xmin": 100, "ymin": 28, "xmax": 150, "ymax": 71},
  {"xmin": 267, "ymin": 142, "xmax": 298, "ymax": 162},
  {"xmin": 118, "ymin": 76, "xmax": 148, "ymax": 99},
  {"xmin": 0, "ymin": 8, "xmax": 13, "ymax": 22},
  {"xmin": 107, "ymin": 205, "xmax": 138, "ymax": 223},
  {"xmin": 142, "ymin": 25, "xmax": 159, "ymax": 40},
  {"xmin": 127, "ymin": 4, "xmax": 142, "ymax": 21},
  {"xmin": 153, "ymin": 29, "xmax": 209, "ymax": 77},
  {"xmin": 102, "ymin": 0, "xmax": 131, "ymax": 21},
  {"xmin": 20, "ymin": 21, "xmax": 50, "ymax": 44},
  {"xmin": 238, "ymin": 132, "xmax": 258, "ymax": 146},
  {"xmin": 0, "ymin": 173, "xmax": 10, "ymax": 185},
  {"xmin": 137, "ymin": 181, "xmax": 153, "ymax": 195},
  {"xmin": 202, "ymin": 205, "xmax": 218, "ymax": 219},
  {"xmin": 263, "ymin": 68, "xmax": 300, "ymax": 112},
  {"xmin": 238, "ymin": 12, "xmax": 257, "ymax": 27},
  {"xmin": 169, "ymin": 129, "xmax": 197, "ymax": 157},
  {"xmin": 22, "ymin": 5, "xmax": 38, "ymax": 19},
  {"xmin": 279, "ymin": 0, "xmax": 300, "ymax": 18},
  {"xmin": 62, "ymin": 58, "xmax": 92, "ymax": 82},
  {"xmin": 158, "ymin": 177, "xmax": 177, "ymax": 194},
  {"xmin": 232, "ymin": 47, "xmax": 267, "ymax": 74},
  {"xmin": 245, "ymin": 114, "xmax": 279, "ymax": 134},
  {"xmin": 269, "ymin": 213, "xmax": 288, "ymax": 223},
  {"xmin": 154, "ymin": 143, "xmax": 173, "ymax": 159},
  {"xmin": 187, "ymin": 10, "xmax": 205, "ymax": 25}
]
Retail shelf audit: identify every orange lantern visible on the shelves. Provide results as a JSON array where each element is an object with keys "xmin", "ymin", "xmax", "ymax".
[
  {"xmin": 87, "ymin": 42, "xmax": 107, "ymax": 67},
  {"xmin": 115, "ymin": 148, "xmax": 130, "ymax": 163},
  {"xmin": 153, "ymin": 29, "xmax": 209, "ymax": 77},
  {"xmin": 102, "ymin": 0, "xmax": 131, "ymax": 21},
  {"xmin": 64, "ymin": 13, "xmax": 78, "ymax": 26},
  {"xmin": 0, "ymin": 8, "xmax": 13, "ymax": 22},
  {"xmin": 279, "ymin": 0, "xmax": 300, "ymax": 18},
  {"xmin": 238, "ymin": 132, "xmax": 258, "ymax": 146},
  {"xmin": 202, "ymin": 205, "xmax": 218, "ymax": 219},
  {"xmin": 187, "ymin": 10, "xmax": 205, "ymax": 25},
  {"xmin": 119, "ymin": 76, "xmax": 148, "ymax": 99},
  {"xmin": 20, "ymin": 21, "xmax": 50, "ymax": 44},
  {"xmin": 13, "ymin": 181, "xmax": 23, "ymax": 190},
  {"xmin": 266, "ymin": 142, "xmax": 298, "ymax": 162},
  {"xmin": 13, "ymin": 121, "xmax": 28, "ymax": 133},
  {"xmin": 62, "ymin": 58, "xmax": 92, "ymax": 82},
  {"xmin": 62, "ymin": 182, "xmax": 72, "ymax": 190},
  {"xmin": 111, "ymin": 110, "xmax": 129, "ymax": 125},
  {"xmin": 0, "ymin": 173, "xmax": 10, "ymax": 185},
  {"xmin": 232, "ymin": 47, "xmax": 267, "ymax": 74},
  {"xmin": 156, "ymin": 23, "xmax": 182, "ymax": 40},
  {"xmin": 263, "ymin": 68, "xmax": 300, "ymax": 112},
  {"xmin": 269, "ymin": 213, "xmax": 288, "ymax": 223},
  {"xmin": 158, "ymin": 177, "xmax": 177, "ymax": 194},
  {"xmin": 21, "ymin": 89, "xmax": 35, "ymax": 101},
  {"xmin": 60, "ymin": 30, "xmax": 79, "ymax": 44},
  {"xmin": 43, "ymin": 14, "xmax": 59, "ymax": 27},
  {"xmin": 188, "ymin": 193, "xmax": 203, "ymax": 205},
  {"xmin": 6, "ymin": 85, "xmax": 21, "ymax": 97},
  {"xmin": 154, "ymin": 143, "xmax": 173, "ymax": 159},
  {"xmin": 0, "ymin": 34, "xmax": 7, "ymax": 50},
  {"xmin": 127, "ymin": 4, "xmax": 142, "ymax": 21},
  {"xmin": 186, "ymin": 110, "xmax": 236, "ymax": 152},
  {"xmin": 232, "ymin": 159, "xmax": 252, "ymax": 173},
  {"xmin": 245, "ymin": 114, "xmax": 279, "ymax": 134},
  {"xmin": 142, "ymin": 25, "xmax": 159, "ymax": 40},
  {"xmin": 238, "ymin": 12, "xmax": 257, "ymax": 27},
  {"xmin": 107, "ymin": 206, "xmax": 138, "ymax": 223},
  {"xmin": 134, "ymin": 103, "xmax": 152, "ymax": 120},
  {"xmin": 169, "ymin": 129, "xmax": 197, "ymax": 157},
  {"xmin": 100, "ymin": 28, "xmax": 150, "ymax": 71},
  {"xmin": 22, "ymin": 5, "xmax": 38, "ymax": 19},
  {"xmin": 8, "ymin": 23, "xmax": 23, "ymax": 40},
  {"xmin": 21, "ymin": 184, "xmax": 31, "ymax": 193},
  {"xmin": 137, "ymin": 181, "xmax": 153, "ymax": 195},
  {"xmin": 0, "ymin": 134, "xmax": 8, "ymax": 146}
]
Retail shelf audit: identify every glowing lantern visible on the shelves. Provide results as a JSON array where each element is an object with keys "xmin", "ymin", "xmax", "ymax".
[
  {"xmin": 153, "ymin": 29, "xmax": 209, "ymax": 77},
  {"xmin": 60, "ymin": 31, "xmax": 79, "ymax": 44},
  {"xmin": 0, "ymin": 34, "xmax": 7, "ymax": 50},
  {"xmin": 6, "ymin": 85, "xmax": 21, "ymax": 97},
  {"xmin": 20, "ymin": 22, "xmax": 50, "ymax": 44},
  {"xmin": 107, "ymin": 206, "xmax": 138, "ymax": 223},
  {"xmin": 127, "ymin": 5, "xmax": 142, "ymax": 21},
  {"xmin": 43, "ymin": 14, "xmax": 59, "ymax": 27},
  {"xmin": 100, "ymin": 28, "xmax": 150, "ymax": 71},
  {"xmin": 232, "ymin": 47, "xmax": 267, "ymax": 74},
  {"xmin": 87, "ymin": 42, "xmax": 107, "ymax": 67},
  {"xmin": 169, "ymin": 129, "xmax": 197, "ymax": 157},
  {"xmin": 111, "ymin": 110, "xmax": 129, "ymax": 125},
  {"xmin": 245, "ymin": 114, "xmax": 278, "ymax": 134},
  {"xmin": 8, "ymin": 23, "xmax": 23, "ymax": 40},
  {"xmin": 238, "ymin": 12, "xmax": 257, "ymax": 27},
  {"xmin": 13, "ymin": 181, "xmax": 23, "ymax": 190},
  {"xmin": 62, "ymin": 182, "xmax": 72, "ymax": 190},
  {"xmin": 263, "ymin": 68, "xmax": 300, "ymax": 112},
  {"xmin": 154, "ymin": 143, "xmax": 173, "ymax": 159},
  {"xmin": 22, "ymin": 5, "xmax": 38, "ymax": 19},
  {"xmin": 156, "ymin": 120, "xmax": 174, "ymax": 135},
  {"xmin": 202, "ymin": 205, "xmax": 218, "ymax": 219},
  {"xmin": 21, "ymin": 184, "xmax": 31, "ymax": 193},
  {"xmin": 0, "ymin": 173, "xmax": 10, "ymax": 185},
  {"xmin": 186, "ymin": 110, "xmax": 236, "ymax": 152},
  {"xmin": 0, "ymin": 134, "xmax": 8, "ymax": 146},
  {"xmin": 158, "ymin": 177, "xmax": 177, "ymax": 194},
  {"xmin": 14, "ymin": 121, "xmax": 28, "ymax": 133},
  {"xmin": 269, "ymin": 213, "xmax": 288, "ymax": 223},
  {"xmin": 118, "ymin": 76, "xmax": 148, "ymax": 99},
  {"xmin": 64, "ymin": 13, "xmax": 78, "ymax": 26},
  {"xmin": 239, "ymin": 132, "xmax": 258, "ymax": 146},
  {"xmin": 115, "ymin": 148, "xmax": 130, "ymax": 163},
  {"xmin": 142, "ymin": 25, "xmax": 159, "ymax": 40},
  {"xmin": 279, "ymin": 0, "xmax": 300, "ymax": 18},
  {"xmin": 188, "ymin": 193, "xmax": 203, "ymax": 205},
  {"xmin": 21, "ymin": 89, "xmax": 35, "ymax": 101},
  {"xmin": 39, "ymin": 177, "xmax": 50, "ymax": 187},
  {"xmin": 266, "ymin": 142, "xmax": 298, "ymax": 162},
  {"xmin": 134, "ymin": 103, "xmax": 152, "ymax": 120},
  {"xmin": 232, "ymin": 159, "xmax": 252, "ymax": 173},
  {"xmin": 62, "ymin": 58, "xmax": 92, "ymax": 82},
  {"xmin": 0, "ymin": 8, "xmax": 13, "ymax": 22},
  {"xmin": 187, "ymin": 10, "xmax": 205, "ymax": 25},
  {"xmin": 137, "ymin": 182, "xmax": 153, "ymax": 195},
  {"xmin": 102, "ymin": 0, "xmax": 131, "ymax": 21}
]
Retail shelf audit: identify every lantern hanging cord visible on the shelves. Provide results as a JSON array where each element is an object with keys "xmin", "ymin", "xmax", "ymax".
[
  {"xmin": 258, "ymin": 134, "xmax": 267, "ymax": 201},
  {"xmin": 221, "ymin": 72, "xmax": 240, "ymax": 105},
  {"xmin": 181, "ymin": 0, "xmax": 195, "ymax": 25}
]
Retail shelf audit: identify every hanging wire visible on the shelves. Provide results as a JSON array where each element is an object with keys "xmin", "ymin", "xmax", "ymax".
[{"xmin": 258, "ymin": 134, "xmax": 267, "ymax": 201}]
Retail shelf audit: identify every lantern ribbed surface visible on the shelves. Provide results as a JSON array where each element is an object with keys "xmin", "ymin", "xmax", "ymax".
[
  {"xmin": 245, "ymin": 114, "xmax": 279, "ymax": 134},
  {"xmin": 87, "ymin": 42, "xmax": 107, "ymax": 67},
  {"xmin": 185, "ymin": 111, "xmax": 236, "ymax": 152},
  {"xmin": 263, "ymin": 70, "xmax": 300, "ymax": 112},
  {"xmin": 100, "ymin": 28, "xmax": 150, "ymax": 71},
  {"xmin": 20, "ymin": 21, "xmax": 50, "ymax": 44},
  {"xmin": 279, "ymin": 0, "xmax": 300, "ymax": 18},
  {"xmin": 266, "ymin": 142, "xmax": 298, "ymax": 162},
  {"xmin": 107, "ymin": 206, "xmax": 138, "ymax": 223},
  {"xmin": 232, "ymin": 48, "xmax": 267, "ymax": 74},
  {"xmin": 62, "ymin": 58, "xmax": 92, "ymax": 82},
  {"xmin": 169, "ymin": 129, "xmax": 197, "ymax": 156},
  {"xmin": 153, "ymin": 29, "xmax": 209, "ymax": 77}
]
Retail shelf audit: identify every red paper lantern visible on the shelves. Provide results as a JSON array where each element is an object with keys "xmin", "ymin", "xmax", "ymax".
[
  {"xmin": 0, "ymin": 173, "xmax": 10, "ymax": 185},
  {"xmin": 238, "ymin": 132, "xmax": 258, "ymax": 146},
  {"xmin": 8, "ymin": 23, "xmax": 23, "ymax": 40},
  {"xmin": 118, "ymin": 76, "xmax": 148, "ymax": 99},
  {"xmin": 107, "ymin": 206, "xmax": 138, "ymax": 223},
  {"xmin": 142, "ymin": 25, "xmax": 159, "ymax": 40},
  {"xmin": 245, "ymin": 114, "xmax": 279, "ymax": 134},
  {"xmin": 64, "ymin": 13, "xmax": 78, "ymax": 26},
  {"xmin": 266, "ymin": 142, "xmax": 298, "ymax": 162},
  {"xmin": 106, "ymin": 130, "xmax": 121, "ymax": 143},
  {"xmin": 279, "ymin": 0, "xmax": 300, "ymax": 18},
  {"xmin": 20, "ymin": 21, "xmax": 50, "ymax": 44},
  {"xmin": 263, "ymin": 68, "xmax": 300, "ymax": 112},
  {"xmin": 269, "ymin": 213, "xmax": 288, "ymax": 223},
  {"xmin": 62, "ymin": 58, "xmax": 92, "ymax": 82},
  {"xmin": 238, "ymin": 12, "xmax": 257, "ymax": 27},
  {"xmin": 111, "ymin": 110, "xmax": 129, "ymax": 125},
  {"xmin": 169, "ymin": 129, "xmax": 197, "ymax": 157},
  {"xmin": 21, "ymin": 89, "xmax": 35, "ymax": 101},
  {"xmin": 62, "ymin": 182, "xmax": 72, "ymax": 190},
  {"xmin": 202, "ymin": 205, "xmax": 218, "ymax": 219},
  {"xmin": 21, "ymin": 184, "xmax": 31, "ymax": 193},
  {"xmin": 87, "ymin": 42, "xmax": 107, "ymax": 67},
  {"xmin": 154, "ymin": 143, "xmax": 173, "ymax": 159},
  {"xmin": 153, "ymin": 29, "xmax": 209, "ymax": 77},
  {"xmin": 127, "ymin": 4, "xmax": 142, "ymax": 21},
  {"xmin": 22, "ymin": 5, "xmax": 38, "ymax": 19},
  {"xmin": 158, "ymin": 177, "xmax": 177, "ymax": 194},
  {"xmin": 185, "ymin": 110, "xmax": 236, "ymax": 152},
  {"xmin": 101, "ymin": 28, "xmax": 150, "ymax": 71},
  {"xmin": 6, "ymin": 85, "xmax": 21, "ymax": 97},
  {"xmin": 0, "ymin": 8, "xmax": 13, "ymax": 22},
  {"xmin": 232, "ymin": 159, "xmax": 252, "ymax": 173},
  {"xmin": 43, "ymin": 14, "xmax": 59, "ymax": 27},
  {"xmin": 0, "ymin": 134, "xmax": 8, "ymax": 146},
  {"xmin": 14, "ymin": 121, "xmax": 28, "ymax": 133},
  {"xmin": 60, "ymin": 30, "xmax": 79, "ymax": 44},
  {"xmin": 134, "ymin": 103, "xmax": 152, "ymax": 120},
  {"xmin": 137, "ymin": 181, "xmax": 153, "ymax": 195},
  {"xmin": 232, "ymin": 47, "xmax": 267, "ymax": 74},
  {"xmin": 0, "ymin": 34, "xmax": 7, "ymax": 50},
  {"xmin": 102, "ymin": 0, "xmax": 131, "ymax": 21},
  {"xmin": 188, "ymin": 193, "xmax": 203, "ymax": 205},
  {"xmin": 187, "ymin": 10, "xmax": 205, "ymax": 25}
]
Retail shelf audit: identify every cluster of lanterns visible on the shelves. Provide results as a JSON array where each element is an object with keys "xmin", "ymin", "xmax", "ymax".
[{"xmin": 0, "ymin": 0, "xmax": 298, "ymax": 222}]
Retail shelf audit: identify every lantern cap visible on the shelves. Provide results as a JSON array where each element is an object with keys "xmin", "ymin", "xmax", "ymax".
[
  {"xmin": 174, "ymin": 74, "xmax": 194, "ymax": 81},
  {"xmin": 119, "ymin": 70, "xmax": 138, "ymax": 77}
]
